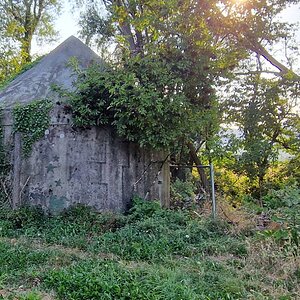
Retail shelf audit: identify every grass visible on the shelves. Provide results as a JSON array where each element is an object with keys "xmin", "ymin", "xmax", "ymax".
[{"xmin": 0, "ymin": 198, "xmax": 299, "ymax": 299}]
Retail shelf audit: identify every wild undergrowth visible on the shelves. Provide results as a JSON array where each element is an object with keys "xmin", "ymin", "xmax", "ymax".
[{"xmin": 0, "ymin": 198, "xmax": 298, "ymax": 299}]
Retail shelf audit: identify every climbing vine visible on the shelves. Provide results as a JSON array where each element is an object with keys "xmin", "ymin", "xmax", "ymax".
[
  {"xmin": 0, "ymin": 108, "xmax": 11, "ymax": 206},
  {"xmin": 13, "ymin": 100, "xmax": 53, "ymax": 157},
  {"xmin": 0, "ymin": 108, "xmax": 9, "ymax": 174},
  {"xmin": 0, "ymin": 109, "xmax": 6, "ymax": 168}
]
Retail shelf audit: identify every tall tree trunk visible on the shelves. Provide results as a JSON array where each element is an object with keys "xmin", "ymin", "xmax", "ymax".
[
  {"xmin": 186, "ymin": 141, "xmax": 210, "ymax": 193},
  {"xmin": 21, "ymin": 39, "xmax": 32, "ymax": 63},
  {"xmin": 258, "ymin": 173, "xmax": 265, "ymax": 208}
]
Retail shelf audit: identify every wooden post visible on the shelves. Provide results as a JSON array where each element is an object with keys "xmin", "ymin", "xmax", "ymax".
[
  {"xmin": 160, "ymin": 159, "xmax": 170, "ymax": 208},
  {"xmin": 12, "ymin": 132, "xmax": 22, "ymax": 209}
]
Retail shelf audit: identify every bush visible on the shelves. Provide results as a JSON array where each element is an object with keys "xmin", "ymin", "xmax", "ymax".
[
  {"xmin": 170, "ymin": 179, "xmax": 196, "ymax": 209},
  {"xmin": 5, "ymin": 206, "xmax": 46, "ymax": 230},
  {"xmin": 263, "ymin": 185, "xmax": 300, "ymax": 209},
  {"xmin": 259, "ymin": 185, "xmax": 300, "ymax": 257},
  {"xmin": 127, "ymin": 196, "xmax": 162, "ymax": 221}
]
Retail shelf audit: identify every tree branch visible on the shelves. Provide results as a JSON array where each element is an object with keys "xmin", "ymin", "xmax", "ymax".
[
  {"xmin": 235, "ymin": 70, "xmax": 281, "ymax": 76},
  {"xmin": 248, "ymin": 41, "xmax": 300, "ymax": 80}
]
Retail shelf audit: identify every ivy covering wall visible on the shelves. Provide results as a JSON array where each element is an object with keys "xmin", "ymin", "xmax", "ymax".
[
  {"xmin": 0, "ymin": 108, "xmax": 11, "ymax": 206},
  {"xmin": 13, "ymin": 100, "xmax": 52, "ymax": 157}
]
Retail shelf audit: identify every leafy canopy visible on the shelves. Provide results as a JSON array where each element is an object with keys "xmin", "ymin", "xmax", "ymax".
[
  {"xmin": 71, "ymin": 0, "xmax": 300, "ymax": 190},
  {"xmin": 0, "ymin": 0, "xmax": 61, "ymax": 72}
]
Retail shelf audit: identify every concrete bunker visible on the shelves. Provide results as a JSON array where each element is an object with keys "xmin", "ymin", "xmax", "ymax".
[{"xmin": 0, "ymin": 36, "xmax": 170, "ymax": 213}]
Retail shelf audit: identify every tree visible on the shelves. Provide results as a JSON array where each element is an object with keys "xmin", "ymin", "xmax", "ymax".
[
  {"xmin": 73, "ymin": 0, "xmax": 300, "ymax": 191},
  {"xmin": 222, "ymin": 64, "xmax": 299, "ymax": 203},
  {"xmin": 0, "ymin": 0, "xmax": 61, "ymax": 64},
  {"xmin": 0, "ymin": 36, "xmax": 23, "ymax": 86}
]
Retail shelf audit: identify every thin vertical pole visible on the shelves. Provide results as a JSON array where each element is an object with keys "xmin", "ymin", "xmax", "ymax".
[
  {"xmin": 210, "ymin": 163, "xmax": 216, "ymax": 219},
  {"xmin": 160, "ymin": 158, "xmax": 170, "ymax": 208},
  {"xmin": 12, "ymin": 132, "xmax": 22, "ymax": 209}
]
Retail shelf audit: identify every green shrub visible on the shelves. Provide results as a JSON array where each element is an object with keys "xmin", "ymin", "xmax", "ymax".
[
  {"xmin": 258, "ymin": 185, "xmax": 300, "ymax": 257},
  {"xmin": 5, "ymin": 206, "xmax": 46, "ymax": 230},
  {"xmin": 170, "ymin": 179, "xmax": 195, "ymax": 204},
  {"xmin": 263, "ymin": 185, "xmax": 300, "ymax": 209},
  {"xmin": 127, "ymin": 196, "xmax": 162, "ymax": 221}
]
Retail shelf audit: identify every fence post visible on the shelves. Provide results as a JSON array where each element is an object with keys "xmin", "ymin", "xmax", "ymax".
[
  {"xmin": 12, "ymin": 132, "xmax": 22, "ymax": 209},
  {"xmin": 210, "ymin": 163, "xmax": 216, "ymax": 219}
]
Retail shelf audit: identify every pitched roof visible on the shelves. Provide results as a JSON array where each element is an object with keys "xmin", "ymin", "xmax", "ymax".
[{"xmin": 0, "ymin": 36, "xmax": 102, "ymax": 108}]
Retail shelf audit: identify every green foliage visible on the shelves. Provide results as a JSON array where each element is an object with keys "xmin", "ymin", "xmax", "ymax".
[
  {"xmin": 126, "ymin": 196, "xmax": 162, "ymax": 221},
  {"xmin": 75, "ymin": 0, "xmax": 300, "ymax": 195},
  {"xmin": 68, "ymin": 64, "xmax": 111, "ymax": 127},
  {"xmin": 223, "ymin": 75, "xmax": 300, "ymax": 200},
  {"xmin": 69, "ymin": 59, "xmax": 196, "ymax": 148},
  {"xmin": 215, "ymin": 167, "xmax": 250, "ymax": 206},
  {"xmin": 254, "ymin": 185, "xmax": 300, "ymax": 257},
  {"xmin": 4, "ymin": 206, "xmax": 46, "ymax": 230},
  {"xmin": 263, "ymin": 185, "xmax": 300, "ymax": 210},
  {"xmin": 0, "ymin": 37, "xmax": 23, "ymax": 87},
  {"xmin": 70, "ymin": 0, "xmax": 228, "ymax": 150},
  {"xmin": 18, "ymin": 292, "xmax": 42, "ymax": 300},
  {"xmin": 0, "ymin": 56, "xmax": 44, "ymax": 91},
  {"xmin": 44, "ymin": 258, "xmax": 246, "ymax": 300},
  {"xmin": 0, "ymin": 291, "xmax": 43, "ymax": 300},
  {"xmin": 13, "ymin": 100, "xmax": 52, "ymax": 157},
  {"xmin": 285, "ymin": 154, "xmax": 300, "ymax": 185},
  {"xmin": 0, "ymin": 201, "xmax": 243, "ymax": 261},
  {"xmin": 170, "ymin": 178, "xmax": 196, "ymax": 209},
  {"xmin": 0, "ymin": 0, "xmax": 61, "ymax": 64},
  {"xmin": 0, "ymin": 109, "xmax": 11, "ymax": 208},
  {"xmin": 0, "ymin": 241, "xmax": 52, "ymax": 282}
]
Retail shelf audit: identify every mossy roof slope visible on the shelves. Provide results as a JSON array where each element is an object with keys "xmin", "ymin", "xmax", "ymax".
[{"xmin": 0, "ymin": 36, "xmax": 102, "ymax": 108}]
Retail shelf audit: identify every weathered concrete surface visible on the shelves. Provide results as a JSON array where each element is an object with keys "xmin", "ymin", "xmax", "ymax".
[
  {"xmin": 3, "ymin": 105, "xmax": 168, "ymax": 212},
  {"xmin": 0, "ymin": 36, "xmax": 170, "ymax": 213},
  {"xmin": 0, "ymin": 36, "xmax": 102, "ymax": 108}
]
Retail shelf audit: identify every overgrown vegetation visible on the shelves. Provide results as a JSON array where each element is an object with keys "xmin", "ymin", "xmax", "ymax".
[
  {"xmin": 0, "ymin": 198, "xmax": 299, "ymax": 299},
  {"xmin": 0, "ymin": 108, "xmax": 11, "ymax": 208},
  {"xmin": 13, "ymin": 100, "xmax": 53, "ymax": 157},
  {"xmin": 71, "ymin": 0, "xmax": 300, "ymax": 194},
  {"xmin": 0, "ymin": 0, "xmax": 299, "ymax": 298},
  {"xmin": 68, "ymin": 57, "xmax": 206, "ymax": 149}
]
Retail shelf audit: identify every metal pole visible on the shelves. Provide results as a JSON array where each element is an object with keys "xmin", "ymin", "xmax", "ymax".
[{"xmin": 210, "ymin": 163, "xmax": 216, "ymax": 219}]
